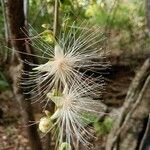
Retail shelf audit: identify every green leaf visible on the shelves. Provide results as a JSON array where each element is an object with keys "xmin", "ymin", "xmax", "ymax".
[
  {"xmin": 81, "ymin": 112, "xmax": 98, "ymax": 124},
  {"xmin": 0, "ymin": 80, "xmax": 10, "ymax": 91},
  {"xmin": 0, "ymin": 71, "xmax": 10, "ymax": 91},
  {"xmin": 94, "ymin": 117, "xmax": 114, "ymax": 135},
  {"xmin": 41, "ymin": 30, "xmax": 55, "ymax": 44},
  {"xmin": 103, "ymin": 117, "xmax": 114, "ymax": 132}
]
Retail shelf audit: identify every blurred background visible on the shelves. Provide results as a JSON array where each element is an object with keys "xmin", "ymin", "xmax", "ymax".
[{"xmin": 0, "ymin": 0, "xmax": 150, "ymax": 150}]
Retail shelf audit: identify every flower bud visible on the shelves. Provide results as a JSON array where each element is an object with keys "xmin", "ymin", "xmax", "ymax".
[{"xmin": 39, "ymin": 117, "xmax": 52, "ymax": 133}]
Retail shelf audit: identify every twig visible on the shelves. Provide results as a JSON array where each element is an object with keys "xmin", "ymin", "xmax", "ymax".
[
  {"xmin": 53, "ymin": 0, "xmax": 59, "ymax": 37},
  {"xmin": 23, "ymin": 0, "xmax": 29, "ymax": 28},
  {"xmin": 45, "ymin": 1, "xmax": 60, "ymax": 149}
]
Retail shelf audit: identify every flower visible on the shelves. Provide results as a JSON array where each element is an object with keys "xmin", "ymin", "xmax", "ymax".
[
  {"xmin": 45, "ymin": 84, "xmax": 107, "ymax": 149},
  {"xmin": 21, "ymin": 23, "xmax": 108, "ymax": 105},
  {"xmin": 20, "ymin": 22, "xmax": 109, "ymax": 149},
  {"xmin": 33, "ymin": 44, "xmax": 76, "ymax": 86}
]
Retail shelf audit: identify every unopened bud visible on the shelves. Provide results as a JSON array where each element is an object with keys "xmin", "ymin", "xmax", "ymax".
[{"xmin": 39, "ymin": 117, "xmax": 52, "ymax": 133}]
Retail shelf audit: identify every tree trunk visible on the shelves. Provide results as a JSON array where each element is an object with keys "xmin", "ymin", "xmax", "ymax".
[
  {"xmin": 4, "ymin": 0, "xmax": 43, "ymax": 150},
  {"xmin": 106, "ymin": 59, "xmax": 150, "ymax": 150}
]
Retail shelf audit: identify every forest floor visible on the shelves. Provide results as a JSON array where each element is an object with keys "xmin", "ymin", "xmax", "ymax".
[
  {"xmin": 0, "ymin": 90, "xmax": 30, "ymax": 150},
  {"xmin": 0, "ymin": 51, "xmax": 148, "ymax": 150}
]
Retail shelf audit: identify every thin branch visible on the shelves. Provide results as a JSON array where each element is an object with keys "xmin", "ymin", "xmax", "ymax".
[
  {"xmin": 45, "ymin": 0, "xmax": 60, "ymax": 149},
  {"xmin": 23, "ymin": 0, "xmax": 29, "ymax": 28},
  {"xmin": 53, "ymin": 0, "xmax": 59, "ymax": 37}
]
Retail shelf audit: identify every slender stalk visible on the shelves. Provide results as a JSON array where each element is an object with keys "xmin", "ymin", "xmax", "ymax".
[
  {"xmin": 45, "ymin": 1, "xmax": 60, "ymax": 149},
  {"xmin": 24, "ymin": 0, "xmax": 29, "ymax": 28},
  {"xmin": 53, "ymin": 0, "xmax": 60, "ymax": 37}
]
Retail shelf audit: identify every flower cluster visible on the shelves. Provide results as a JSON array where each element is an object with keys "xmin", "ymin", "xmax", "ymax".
[{"xmin": 22, "ymin": 23, "xmax": 109, "ymax": 149}]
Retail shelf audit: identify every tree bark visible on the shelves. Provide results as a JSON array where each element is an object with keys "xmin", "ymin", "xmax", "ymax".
[
  {"xmin": 4, "ymin": 0, "xmax": 43, "ymax": 150},
  {"xmin": 106, "ymin": 59, "xmax": 150, "ymax": 150}
]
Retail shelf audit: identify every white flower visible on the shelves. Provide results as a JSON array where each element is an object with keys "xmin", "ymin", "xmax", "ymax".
[
  {"xmin": 20, "ymin": 23, "xmax": 109, "ymax": 149},
  {"xmin": 33, "ymin": 44, "xmax": 76, "ymax": 86},
  {"xmin": 21, "ymin": 23, "xmax": 108, "ymax": 104},
  {"xmin": 46, "ymin": 84, "xmax": 107, "ymax": 149}
]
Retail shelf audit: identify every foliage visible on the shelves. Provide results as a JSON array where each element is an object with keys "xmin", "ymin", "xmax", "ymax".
[
  {"xmin": 0, "ymin": 69, "xmax": 10, "ymax": 91},
  {"xmin": 28, "ymin": 0, "xmax": 54, "ymax": 32},
  {"xmin": 94, "ymin": 117, "xmax": 114, "ymax": 135},
  {"xmin": 82, "ymin": 112, "xmax": 114, "ymax": 135},
  {"xmin": 26, "ymin": 0, "xmax": 147, "ymax": 54},
  {"xmin": 0, "ymin": 3, "xmax": 4, "ymax": 37}
]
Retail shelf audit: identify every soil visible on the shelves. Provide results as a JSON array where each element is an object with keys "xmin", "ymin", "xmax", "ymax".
[{"xmin": 0, "ymin": 91, "xmax": 30, "ymax": 150}]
